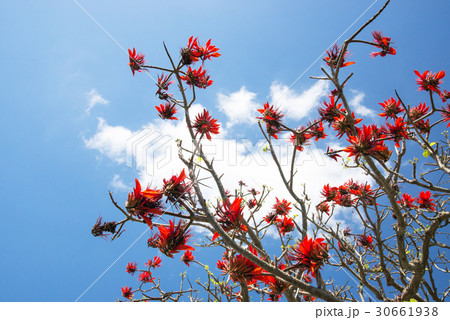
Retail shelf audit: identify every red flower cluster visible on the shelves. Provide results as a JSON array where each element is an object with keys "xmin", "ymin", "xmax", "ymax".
[
  {"xmin": 180, "ymin": 66, "xmax": 213, "ymax": 89},
  {"xmin": 126, "ymin": 179, "xmax": 164, "ymax": 229},
  {"xmin": 162, "ymin": 169, "xmax": 191, "ymax": 204},
  {"xmin": 180, "ymin": 36, "xmax": 221, "ymax": 65},
  {"xmin": 320, "ymin": 180, "xmax": 376, "ymax": 210},
  {"xmin": 192, "ymin": 109, "xmax": 220, "ymax": 140},
  {"xmin": 287, "ymin": 236, "xmax": 329, "ymax": 277},
  {"xmin": 357, "ymin": 234, "xmax": 374, "ymax": 249},
  {"xmin": 324, "ymin": 44, "xmax": 355, "ymax": 68},
  {"xmin": 414, "ymin": 70, "xmax": 445, "ymax": 95},
  {"xmin": 213, "ymin": 197, "xmax": 248, "ymax": 241},
  {"xmin": 441, "ymin": 104, "xmax": 450, "ymax": 127},
  {"xmin": 276, "ymin": 215, "xmax": 295, "ymax": 236},
  {"xmin": 416, "ymin": 191, "xmax": 436, "ymax": 211},
  {"xmin": 319, "ymin": 95, "xmax": 344, "ymax": 125},
  {"xmin": 408, "ymin": 103, "xmax": 430, "ymax": 134},
  {"xmin": 257, "ymin": 102, "xmax": 284, "ymax": 139},
  {"xmin": 128, "ymin": 48, "xmax": 146, "ymax": 76},
  {"xmin": 121, "ymin": 286, "xmax": 133, "ymax": 300},
  {"xmin": 343, "ymin": 125, "xmax": 391, "ymax": 162},
  {"xmin": 155, "ymin": 73, "xmax": 174, "ymax": 100},
  {"xmin": 397, "ymin": 193, "xmax": 416, "ymax": 209},
  {"xmin": 126, "ymin": 262, "xmax": 137, "ymax": 275},
  {"xmin": 217, "ymin": 245, "xmax": 267, "ymax": 285},
  {"xmin": 379, "ymin": 97, "xmax": 404, "ymax": 119},
  {"xmin": 264, "ymin": 198, "xmax": 292, "ymax": 224},
  {"xmin": 145, "ymin": 256, "xmax": 162, "ymax": 268},
  {"xmin": 397, "ymin": 191, "xmax": 436, "ymax": 211},
  {"xmin": 289, "ymin": 126, "xmax": 313, "ymax": 152},
  {"xmin": 383, "ymin": 117, "xmax": 409, "ymax": 148},
  {"xmin": 147, "ymin": 220, "xmax": 194, "ymax": 258},
  {"xmin": 181, "ymin": 250, "xmax": 195, "ymax": 266},
  {"xmin": 138, "ymin": 271, "xmax": 154, "ymax": 283},
  {"xmin": 155, "ymin": 102, "xmax": 178, "ymax": 120},
  {"xmin": 370, "ymin": 30, "xmax": 396, "ymax": 58},
  {"xmin": 332, "ymin": 112, "xmax": 362, "ymax": 139},
  {"xmin": 264, "ymin": 264, "xmax": 291, "ymax": 301}
]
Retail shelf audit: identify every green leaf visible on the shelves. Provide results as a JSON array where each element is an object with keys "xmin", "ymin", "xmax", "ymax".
[{"xmin": 423, "ymin": 142, "xmax": 436, "ymax": 158}]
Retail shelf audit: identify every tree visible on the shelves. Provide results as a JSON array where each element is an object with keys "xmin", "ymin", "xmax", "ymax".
[{"xmin": 92, "ymin": 0, "xmax": 450, "ymax": 302}]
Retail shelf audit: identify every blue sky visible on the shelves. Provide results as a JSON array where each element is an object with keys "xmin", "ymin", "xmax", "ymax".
[{"xmin": 1, "ymin": 0, "xmax": 449, "ymax": 302}]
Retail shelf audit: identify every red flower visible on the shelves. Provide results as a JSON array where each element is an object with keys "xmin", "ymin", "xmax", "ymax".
[
  {"xmin": 309, "ymin": 121, "xmax": 327, "ymax": 141},
  {"xmin": 414, "ymin": 70, "xmax": 445, "ymax": 95},
  {"xmin": 289, "ymin": 127, "xmax": 313, "ymax": 151},
  {"xmin": 145, "ymin": 256, "xmax": 162, "ymax": 268},
  {"xmin": 128, "ymin": 48, "xmax": 146, "ymax": 76},
  {"xmin": 379, "ymin": 97, "xmax": 404, "ymax": 119},
  {"xmin": 213, "ymin": 197, "xmax": 247, "ymax": 241},
  {"xmin": 287, "ymin": 236, "xmax": 329, "ymax": 277},
  {"xmin": 121, "ymin": 286, "xmax": 133, "ymax": 300},
  {"xmin": 370, "ymin": 30, "xmax": 396, "ymax": 58},
  {"xmin": 440, "ymin": 103, "xmax": 450, "ymax": 127},
  {"xmin": 272, "ymin": 198, "xmax": 292, "ymax": 216},
  {"xmin": 163, "ymin": 169, "xmax": 191, "ymax": 204},
  {"xmin": 138, "ymin": 271, "xmax": 154, "ymax": 283},
  {"xmin": 319, "ymin": 96, "xmax": 344, "ymax": 125},
  {"xmin": 192, "ymin": 109, "xmax": 220, "ymax": 141},
  {"xmin": 180, "ymin": 36, "xmax": 200, "ymax": 65},
  {"xmin": 415, "ymin": 191, "xmax": 436, "ymax": 211},
  {"xmin": 155, "ymin": 73, "xmax": 174, "ymax": 100},
  {"xmin": 247, "ymin": 199, "xmax": 257, "ymax": 209},
  {"xmin": 126, "ymin": 179, "xmax": 164, "ymax": 229},
  {"xmin": 408, "ymin": 102, "xmax": 431, "ymax": 133},
  {"xmin": 126, "ymin": 262, "xmax": 137, "ymax": 275},
  {"xmin": 321, "ymin": 184, "xmax": 339, "ymax": 201},
  {"xmin": 316, "ymin": 202, "xmax": 330, "ymax": 215},
  {"xmin": 195, "ymin": 39, "xmax": 221, "ymax": 61},
  {"xmin": 326, "ymin": 146, "xmax": 341, "ymax": 162},
  {"xmin": 357, "ymin": 234, "xmax": 374, "ymax": 249},
  {"xmin": 343, "ymin": 125, "xmax": 389, "ymax": 161},
  {"xmin": 147, "ymin": 220, "xmax": 194, "ymax": 258},
  {"xmin": 181, "ymin": 250, "xmax": 195, "ymax": 266},
  {"xmin": 334, "ymin": 193, "xmax": 354, "ymax": 207},
  {"xmin": 180, "ymin": 66, "xmax": 213, "ymax": 89},
  {"xmin": 384, "ymin": 117, "xmax": 409, "ymax": 148},
  {"xmin": 324, "ymin": 44, "xmax": 355, "ymax": 68},
  {"xmin": 332, "ymin": 112, "xmax": 362, "ymax": 139},
  {"xmin": 276, "ymin": 216, "xmax": 295, "ymax": 236},
  {"xmin": 257, "ymin": 102, "xmax": 284, "ymax": 139},
  {"xmin": 409, "ymin": 102, "xmax": 429, "ymax": 121},
  {"xmin": 91, "ymin": 216, "xmax": 117, "ymax": 239},
  {"xmin": 397, "ymin": 193, "xmax": 416, "ymax": 209},
  {"xmin": 217, "ymin": 246, "xmax": 267, "ymax": 285},
  {"xmin": 155, "ymin": 102, "xmax": 178, "ymax": 120},
  {"xmin": 440, "ymin": 90, "xmax": 450, "ymax": 103},
  {"xmin": 264, "ymin": 264, "xmax": 290, "ymax": 301},
  {"xmin": 263, "ymin": 213, "xmax": 278, "ymax": 224},
  {"xmin": 303, "ymin": 295, "xmax": 316, "ymax": 302},
  {"xmin": 353, "ymin": 183, "xmax": 376, "ymax": 206}
]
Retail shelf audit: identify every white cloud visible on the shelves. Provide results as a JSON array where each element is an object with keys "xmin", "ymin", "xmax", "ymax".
[
  {"xmin": 269, "ymin": 81, "xmax": 330, "ymax": 120},
  {"xmin": 217, "ymin": 87, "xmax": 259, "ymax": 127},
  {"xmin": 83, "ymin": 117, "xmax": 133, "ymax": 164},
  {"xmin": 85, "ymin": 89, "xmax": 109, "ymax": 114},
  {"xmin": 349, "ymin": 89, "xmax": 375, "ymax": 117},
  {"xmin": 109, "ymin": 174, "xmax": 129, "ymax": 191}
]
